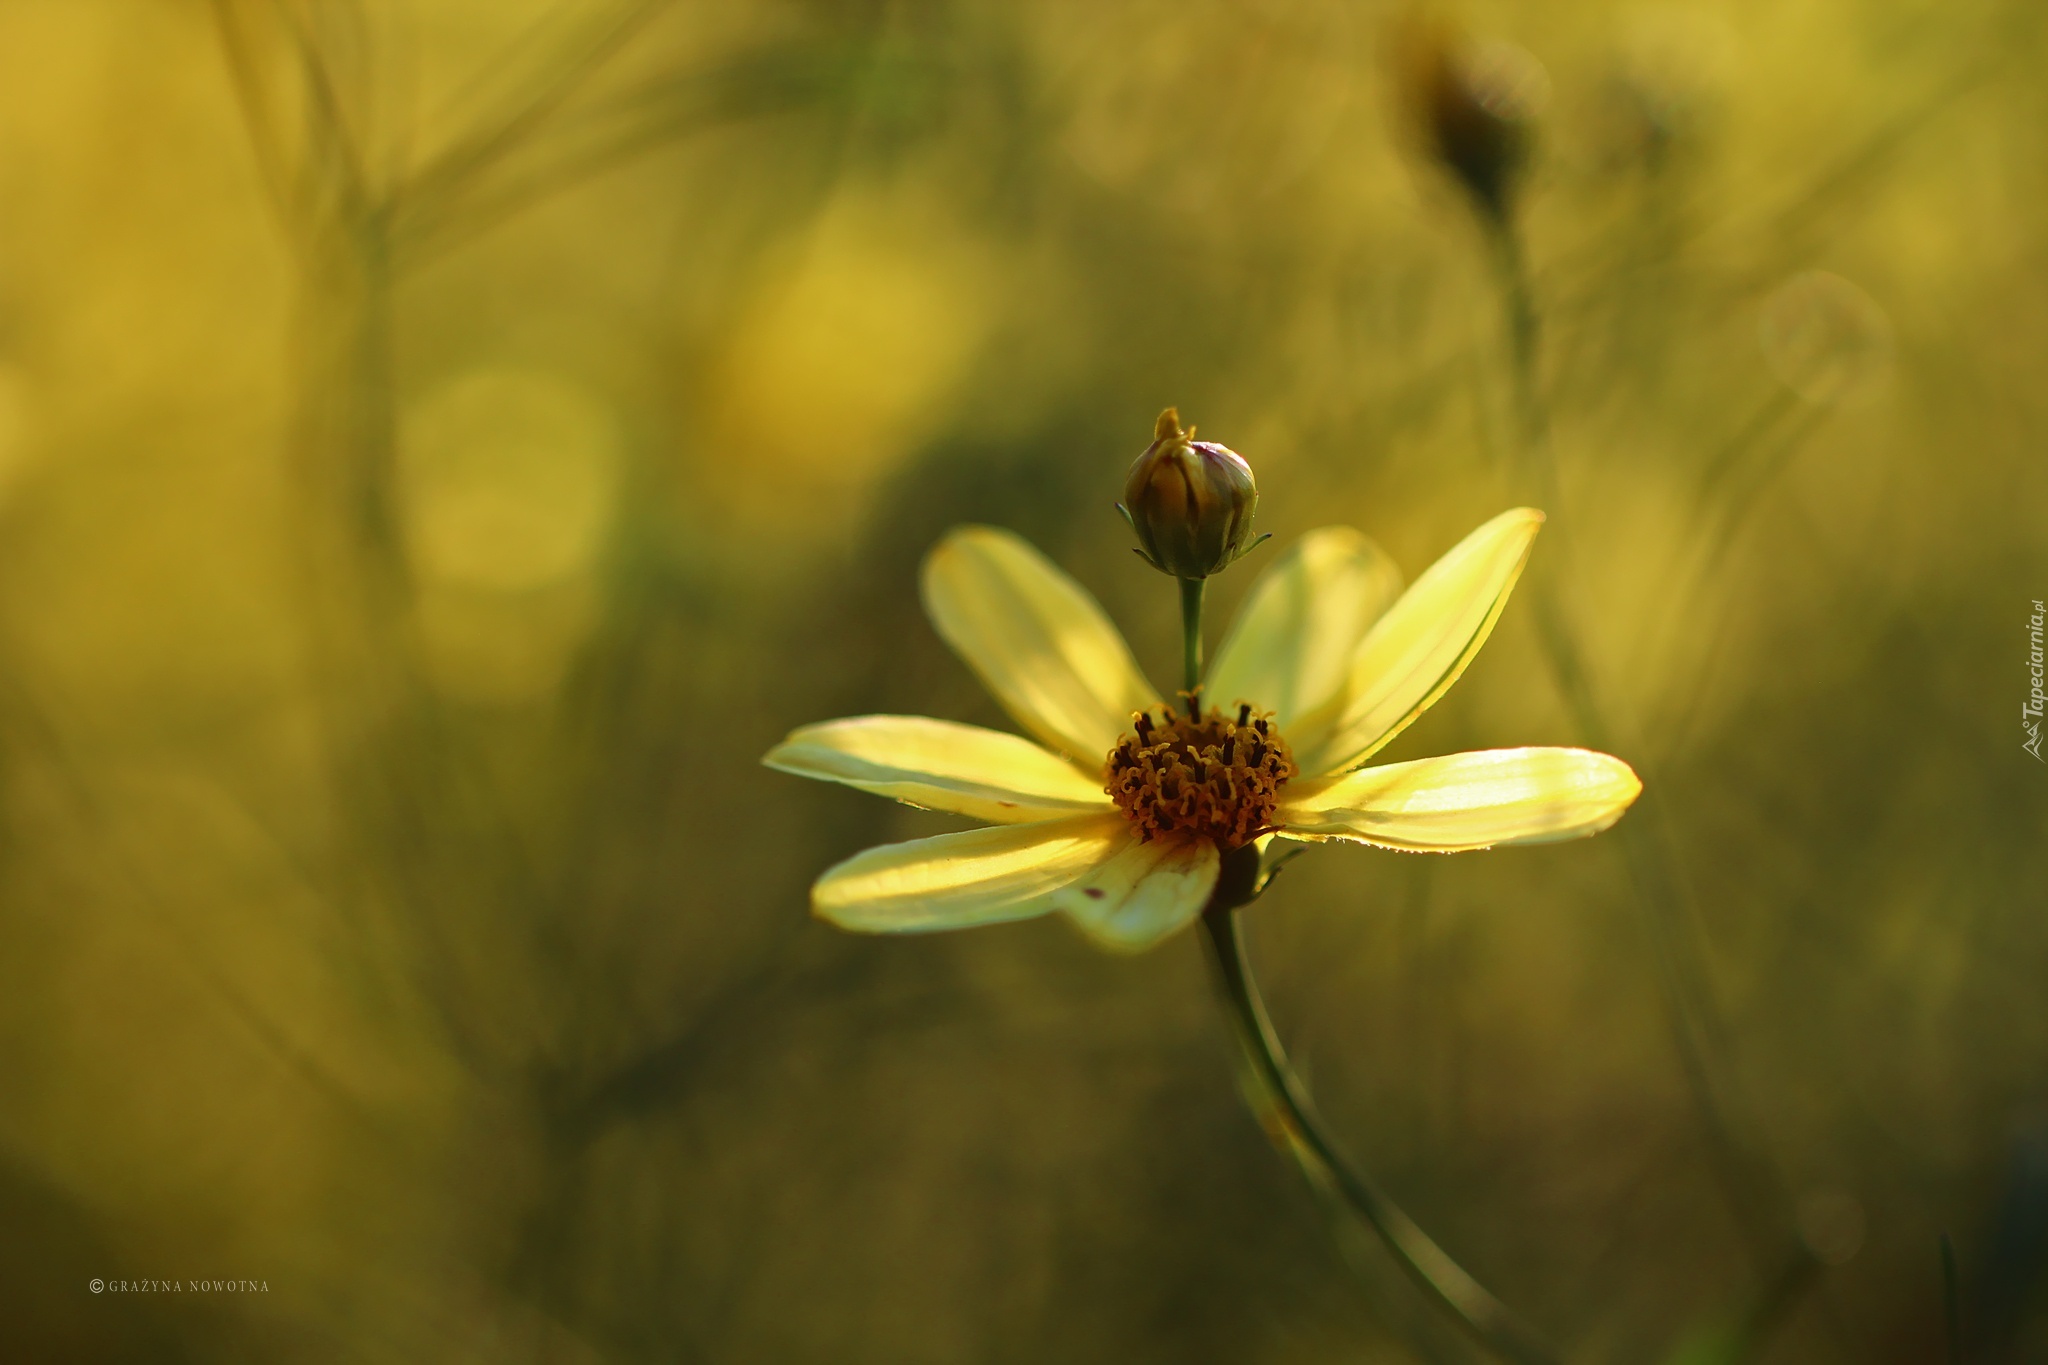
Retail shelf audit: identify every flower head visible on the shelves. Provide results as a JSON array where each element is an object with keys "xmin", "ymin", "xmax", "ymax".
[
  {"xmin": 765, "ymin": 510, "xmax": 1641, "ymax": 952},
  {"xmin": 1119, "ymin": 408, "xmax": 1263, "ymax": 579}
]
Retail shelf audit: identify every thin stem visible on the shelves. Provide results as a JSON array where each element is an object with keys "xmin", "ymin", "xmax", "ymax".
[
  {"xmin": 1695, "ymin": 388, "xmax": 1801, "ymax": 506},
  {"xmin": 392, "ymin": 0, "xmax": 673, "ymax": 237},
  {"xmin": 210, "ymin": 0, "xmax": 297, "ymax": 235},
  {"xmin": 1179, "ymin": 576, "xmax": 1205, "ymax": 694},
  {"xmin": 1940, "ymin": 1234, "xmax": 1963, "ymax": 1365},
  {"xmin": 1488, "ymin": 221, "xmax": 1549, "ymax": 478},
  {"xmin": 1200, "ymin": 906, "xmax": 1561, "ymax": 1365},
  {"xmin": 1481, "ymin": 213, "xmax": 1813, "ymax": 1300}
]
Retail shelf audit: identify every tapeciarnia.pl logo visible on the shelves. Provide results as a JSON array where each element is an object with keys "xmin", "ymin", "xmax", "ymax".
[{"xmin": 2026, "ymin": 598, "xmax": 2045, "ymax": 762}]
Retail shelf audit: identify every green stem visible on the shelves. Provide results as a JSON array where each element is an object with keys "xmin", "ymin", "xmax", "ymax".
[
  {"xmin": 1178, "ymin": 576, "xmax": 1205, "ymax": 695},
  {"xmin": 1176, "ymin": 570, "xmax": 1553, "ymax": 1364},
  {"xmin": 1200, "ymin": 906, "xmax": 1561, "ymax": 1365}
]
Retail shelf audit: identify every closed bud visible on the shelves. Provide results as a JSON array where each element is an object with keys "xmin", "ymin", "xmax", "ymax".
[
  {"xmin": 1399, "ymin": 21, "xmax": 1548, "ymax": 224},
  {"xmin": 1118, "ymin": 408, "xmax": 1266, "ymax": 580}
]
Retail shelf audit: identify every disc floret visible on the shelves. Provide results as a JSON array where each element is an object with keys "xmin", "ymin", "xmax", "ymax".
[{"xmin": 1105, "ymin": 696, "xmax": 1298, "ymax": 849}]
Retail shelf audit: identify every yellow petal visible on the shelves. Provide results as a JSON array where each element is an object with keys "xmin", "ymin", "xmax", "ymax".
[
  {"xmin": 1052, "ymin": 835, "xmax": 1220, "ymax": 953},
  {"xmin": 1293, "ymin": 508, "xmax": 1543, "ymax": 775},
  {"xmin": 1206, "ymin": 527, "xmax": 1404, "ymax": 747},
  {"xmin": 1277, "ymin": 747, "xmax": 1642, "ymax": 851},
  {"xmin": 922, "ymin": 526, "xmax": 1161, "ymax": 766},
  {"xmin": 764, "ymin": 715, "xmax": 1114, "ymax": 824},
  {"xmin": 813, "ymin": 814, "xmax": 1129, "ymax": 934}
]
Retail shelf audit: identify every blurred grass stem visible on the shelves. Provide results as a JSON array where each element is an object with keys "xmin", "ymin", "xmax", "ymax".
[
  {"xmin": 1487, "ymin": 221, "xmax": 1552, "ymax": 501},
  {"xmin": 211, "ymin": 2, "xmax": 860, "ymax": 1074},
  {"xmin": 1481, "ymin": 210, "xmax": 1814, "ymax": 1313},
  {"xmin": 1940, "ymin": 1233, "xmax": 1963, "ymax": 1364}
]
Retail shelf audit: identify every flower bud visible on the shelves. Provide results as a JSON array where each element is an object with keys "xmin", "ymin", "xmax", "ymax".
[
  {"xmin": 1399, "ymin": 21, "xmax": 1548, "ymax": 224},
  {"xmin": 1118, "ymin": 408, "xmax": 1265, "ymax": 579}
]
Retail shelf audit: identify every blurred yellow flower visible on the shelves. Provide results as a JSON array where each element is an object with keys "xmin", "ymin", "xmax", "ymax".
[{"xmin": 765, "ymin": 510, "xmax": 1641, "ymax": 952}]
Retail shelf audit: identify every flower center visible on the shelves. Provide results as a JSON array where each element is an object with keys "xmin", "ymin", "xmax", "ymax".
[{"xmin": 1104, "ymin": 695, "xmax": 1297, "ymax": 849}]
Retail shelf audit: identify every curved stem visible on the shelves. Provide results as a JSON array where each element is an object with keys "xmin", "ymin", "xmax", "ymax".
[
  {"xmin": 1178, "ymin": 555, "xmax": 1548, "ymax": 1360},
  {"xmin": 1201, "ymin": 904, "xmax": 1561, "ymax": 1365}
]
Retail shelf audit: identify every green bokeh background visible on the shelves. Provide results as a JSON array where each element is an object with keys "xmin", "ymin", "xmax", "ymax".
[{"xmin": 0, "ymin": 1, "xmax": 2043, "ymax": 1360}]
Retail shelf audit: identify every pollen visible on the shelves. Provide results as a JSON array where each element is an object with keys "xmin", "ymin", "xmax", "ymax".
[{"xmin": 1104, "ymin": 694, "xmax": 1298, "ymax": 849}]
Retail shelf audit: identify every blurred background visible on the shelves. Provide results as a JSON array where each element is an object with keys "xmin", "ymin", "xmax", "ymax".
[{"xmin": 0, "ymin": 0, "xmax": 2043, "ymax": 1360}]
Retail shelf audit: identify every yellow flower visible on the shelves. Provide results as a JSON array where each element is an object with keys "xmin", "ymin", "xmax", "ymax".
[{"xmin": 765, "ymin": 509, "xmax": 1641, "ymax": 952}]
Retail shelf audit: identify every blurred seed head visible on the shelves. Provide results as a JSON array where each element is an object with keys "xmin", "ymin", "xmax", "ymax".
[
  {"xmin": 1758, "ymin": 270, "xmax": 1894, "ymax": 406},
  {"xmin": 400, "ymin": 368, "xmax": 623, "ymax": 592},
  {"xmin": 400, "ymin": 368, "xmax": 624, "ymax": 705},
  {"xmin": 1398, "ymin": 18, "xmax": 1550, "ymax": 223},
  {"xmin": 703, "ymin": 192, "xmax": 993, "ymax": 532},
  {"xmin": 1119, "ymin": 408, "xmax": 1260, "ymax": 580},
  {"xmin": 1602, "ymin": 8, "xmax": 1736, "ymax": 168}
]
